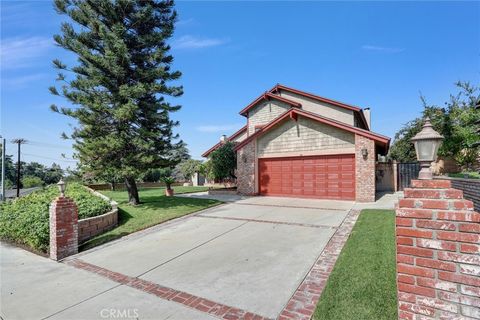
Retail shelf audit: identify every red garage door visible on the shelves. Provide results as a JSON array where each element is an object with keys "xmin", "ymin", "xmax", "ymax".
[{"xmin": 258, "ymin": 154, "xmax": 355, "ymax": 200}]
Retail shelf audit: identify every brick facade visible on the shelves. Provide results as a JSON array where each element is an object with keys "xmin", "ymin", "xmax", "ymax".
[
  {"xmin": 49, "ymin": 196, "xmax": 78, "ymax": 261},
  {"xmin": 236, "ymin": 140, "xmax": 256, "ymax": 195},
  {"xmin": 396, "ymin": 179, "xmax": 480, "ymax": 319},
  {"xmin": 355, "ymin": 134, "xmax": 376, "ymax": 202}
]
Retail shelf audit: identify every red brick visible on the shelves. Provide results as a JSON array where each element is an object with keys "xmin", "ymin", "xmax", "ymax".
[
  {"xmin": 398, "ymin": 199, "xmax": 417, "ymax": 209},
  {"xmin": 416, "ymin": 277, "xmax": 457, "ymax": 292},
  {"xmin": 398, "ymin": 264, "xmax": 435, "ymax": 278},
  {"xmin": 398, "ymin": 310, "xmax": 414, "ymax": 320},
  {"xmin": 411, "ymin": 180, "xmax": 451, "ymax": 189},
  {"xmin": 396, "ymin": 217, "xmax": 413, "ymax": 227},
  {"xmin": 398, "ymin": 274, "xmax": 416, "ymax": 284},
  {"xmin": 397, "ymin": 245, "xmax": 434, "ymax": 258},
  {"xmin": 404, "ymin": 188, "xmax": 441, "ymax": 199},
  {"xmin": 397, "ymin": 254, "xmax": 415, "ymax": 265},
  {"xmin": 397, "ymin": 228, "xmax": 433, "ymax": 239},
  {"xmin": 396, "ymin": 208, "xmax": 433, "ymax": 219},
  {"xmin": 399, "ymin": 301, "xmax": 435, "ymax": 317},
  {"xmin": 397, "ymin": 237, "xmax": 414, "ymax": 246},
  {"xmin": 460, "ymin": 243, "xmax": 480, "ymax": 254},
  {"xmin": 444, "ymin": 189, "xmax": 463, "ymax": 199},
  {"xmin": 415, "ymin": 220, "xmax": 456, "ymax": 231},
  {"xmin": 416, "ymin": 296, "xmax": 459, "ymax": 313},
  {"xmin": 459, "ymin": 223, "xmax": 480, "ymax": 233},
  {"xmin": 398, "ymin": 283, "xmax": 436, "ymax": 298},
  {"xmin": 460, "ymin": 264, "xmax": 480, "ymax": 276},
  {"xmin": 416, "ymin": 239, "xmax": 457, "ymax": 251},
  {"xmin": 438, "ymin": 251, "xmax": 480, "ymax": 265},
  {"xmin": 452, "ymin": 200, "xmax": 474, "ymax": 210},
  {"xmin": 438, "ymin": 271, "xmax": 480, "ymax": 286},
  {"xmin": 437, "ymin": 211, "xmax": 480, "ymax": 222},
  {"xmin": 417, "ymin": 199, "xmax": 449, "ymax": 210},
  {"xmin": 437, "ymin": 231, "xmax": 479, "ymax": 244},
  {"xmin": 416, "ymin": 258, "xmax": 456, "ymax": 272},
  {"xmin": 398, "ymin": 292, "xmax": 417, "ymax": 303}
]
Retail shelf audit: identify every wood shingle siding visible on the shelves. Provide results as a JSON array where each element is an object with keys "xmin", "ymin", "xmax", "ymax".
[{"xmin": 248, "ymin": 100, "xmax": 290, "ymax": 135}]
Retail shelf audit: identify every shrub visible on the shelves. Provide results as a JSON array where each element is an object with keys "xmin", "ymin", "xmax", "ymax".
[
  {"xmin": 0, "ymin": 183, "xmax": 111, "ymax": 253},
  {"xmin": 21, "ymin": 175, "xmax": 44, "ymax": 188}
]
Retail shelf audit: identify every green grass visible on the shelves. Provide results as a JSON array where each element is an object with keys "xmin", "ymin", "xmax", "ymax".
[
  {"xmin": 80, "ymin": 186, "xmax": 220, "ymax": 250},
  {"xmin": 448, "ymin": 171, "xmax": 480, "ymax": 179},
  {"xmin": 314, "ymin": 209, "xmax": 397, "ymax": 320}
]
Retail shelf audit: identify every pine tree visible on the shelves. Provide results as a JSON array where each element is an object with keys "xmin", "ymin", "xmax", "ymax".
[{"xmin": 50, "ymin": 0, "xmax": 183, "ymax": 204}]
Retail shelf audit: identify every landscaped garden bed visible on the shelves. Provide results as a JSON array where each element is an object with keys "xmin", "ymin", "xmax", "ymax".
[
  {"xmin": 0, "ymin": 183, "xmax": 112, "ymax": 254},
  {"xmin": 314, "ymin": 209, "xmax": 397, "ymax": 320},
  {"xmin": 80, "ymin": 186, "xmax": 221, "ymax": 250}
]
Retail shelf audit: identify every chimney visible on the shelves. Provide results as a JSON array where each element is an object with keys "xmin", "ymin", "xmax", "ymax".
[
  {"xmin": 220, "ymin": 135, "xmax": 227, "ymax": 142},
  {"xmin": 363, "ymin": 108, "xmax": 371, "ymax": 130}
]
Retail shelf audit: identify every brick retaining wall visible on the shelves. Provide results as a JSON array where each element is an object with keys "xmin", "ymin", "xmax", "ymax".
[
  {"xmin": 395, "ymin": 179, "xmax": 480, "ymax": 319},
  {"xmin": 436, "ymin": 176, "xmax": 480, "ymax": 212},
  {"xmin": 78, "ymin": 188, "xmax": 118, "ymax": 243}
]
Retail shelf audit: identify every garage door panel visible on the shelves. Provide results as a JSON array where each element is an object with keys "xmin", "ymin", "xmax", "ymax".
[{"xmin": 259, "ymin": 154, "xmax": 355, "ymax": 200}]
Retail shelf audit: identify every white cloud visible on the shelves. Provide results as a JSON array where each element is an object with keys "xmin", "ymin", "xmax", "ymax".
[
  {"xmin": 362, "ymin": 45, "xmax": 405, "ymax": 53},
  {"xmin": 196, "ymin": 124, "xmax": 243, "ymax": 133},
  {"xmin": 1, "ymin": 36, "xmax": 53, "ymax": 69},
  {"xmin": 173, "ymin": 35, "xmax": 228, "ymax": 49}
]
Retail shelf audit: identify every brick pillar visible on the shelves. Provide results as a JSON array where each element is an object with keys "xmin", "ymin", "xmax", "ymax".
[
  {"xmin": 49, "ymin": 196, "xmax": 78, "ymax": 261},
  {"xmin": 396, "ymin": 179, "xmax": 480, "ymax": 319},
  {"xmin": 355, "ymin": 134, "xmax": 376, "ymax": 202}
]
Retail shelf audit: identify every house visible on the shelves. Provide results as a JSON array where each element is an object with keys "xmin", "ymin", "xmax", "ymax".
[{"xmin": 202, "ymin": 84, "xmax": 390, "ymax": 202}]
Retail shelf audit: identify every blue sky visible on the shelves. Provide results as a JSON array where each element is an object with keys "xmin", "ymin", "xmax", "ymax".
[{"xmin": 1, "ymin": 1, "xmax": 479, "ymax": 169}]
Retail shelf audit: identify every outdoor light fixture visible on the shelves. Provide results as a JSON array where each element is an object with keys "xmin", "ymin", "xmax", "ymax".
[
  {"xmin": 411, "ymin": 117, "xmax": 444, "ymax": 180},
  {"xmin": 361, "ymin": 148, "xmax": 368, "ymax": 159},
  {"xmin": 57, "ymin": 179, "xmax": 66, "ymax": 197}
]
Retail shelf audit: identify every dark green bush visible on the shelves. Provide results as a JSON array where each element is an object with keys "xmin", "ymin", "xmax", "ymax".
[{"xmin": 0, "ymin": 183, "xmax": 111, "ymax": 253}]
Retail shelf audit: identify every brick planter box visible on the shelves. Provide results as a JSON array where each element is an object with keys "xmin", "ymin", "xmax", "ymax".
[{"xmin": 78, "ymin": 188, "xmax": 118, "ymax": 243}]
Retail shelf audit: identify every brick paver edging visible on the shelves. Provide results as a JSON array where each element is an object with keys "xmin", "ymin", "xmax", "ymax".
[
  {"xmin": 278, "ymin": 209, "xmax": 361, "ymax": 320},
  {"xmin": 65, "ymin": 259, "xmax": 270, "ymax": 320}
]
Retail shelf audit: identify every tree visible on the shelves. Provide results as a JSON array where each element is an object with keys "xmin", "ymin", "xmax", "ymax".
[
  {"xmin": 0, "ymin": 145, "xmax": 16, "ymax": 187},
  {"xmin": 177, "ymin": 159, "xmax": 202, "ymax": 181},
  {"xmin": 389, "ymin": 82, "xmax": 480, "ymax": 169},
  {"xmin": 21, "ymin": 176, "xmax": 44, "ymax": 188},
  {"xmin": 209, "ymin": 142, "xmax": 236, "ymax": 181},
  {"xmin": 50, "ymin": 0, "xmax": 183, "ymax": 204}
]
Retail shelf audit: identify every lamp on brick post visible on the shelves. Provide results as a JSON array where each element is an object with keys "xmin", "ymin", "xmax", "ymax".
[
  {"xmin": 57, "ymin": 178, "xmax": 66, "ymax": 197},
  {"xmin": 411, "ymin": 117, "xmax": 443, "ymax": 180}
]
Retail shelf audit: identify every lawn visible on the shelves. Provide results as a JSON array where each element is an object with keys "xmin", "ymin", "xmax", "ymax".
[
  {"xmin": 80, "ymin": 186, "xmax": 220, "ymax": 250},
  {"xmin": 314, "ymin": 209, "xmax": 397, "ymax": 320}
]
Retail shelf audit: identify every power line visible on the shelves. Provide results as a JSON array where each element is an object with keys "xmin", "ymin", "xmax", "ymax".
[{"xmin": 21, "ymin": 152, "xmax": 77, "ymax": 163}]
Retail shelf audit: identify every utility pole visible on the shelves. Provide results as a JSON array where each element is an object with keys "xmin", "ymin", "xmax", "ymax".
[
  {"xmin": 1, "ymin": 137, "xmax": 5, "ymax": 202},
  {"xmin": 12, "ymin": 138, "xmax": 27, "ymax": 198}
]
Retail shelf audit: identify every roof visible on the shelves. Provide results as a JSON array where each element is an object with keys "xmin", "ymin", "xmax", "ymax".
[
  {"xmin": 234, "ymin": 108, "xmax": 390, "ymax": 152},
  {"xmin": 239, "ymin": 92, "xmax": 301, "ymax": 116},
  {"xmin": 201, "ymin": 125, "xmax": 247, "ymax": 158},
  {"xmin": 269, "ymin": 84, "xmax": 370, "ymax": 129}
]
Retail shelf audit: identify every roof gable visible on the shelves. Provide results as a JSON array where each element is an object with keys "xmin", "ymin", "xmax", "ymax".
[
  {"xmin": 234, "ymin": 108, "xmax": 390, "ymax": 152},
  {"xmin": 239, "ymin": 92, "xmax": 301, "ymax": 116},
  {"xmin": 270, "ymin": 84, "xmax": 370, "ymax": 129}
]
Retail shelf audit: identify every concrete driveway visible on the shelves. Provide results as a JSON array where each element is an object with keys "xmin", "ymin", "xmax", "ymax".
[{"xmin": 1, "ymin": 196, "xmax": 358, "ymax": 320}]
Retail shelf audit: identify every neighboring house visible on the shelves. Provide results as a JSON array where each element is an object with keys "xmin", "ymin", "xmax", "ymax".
[{"xmin": 202, "ymin": 84, "xmax": 390, "ymax": 202}]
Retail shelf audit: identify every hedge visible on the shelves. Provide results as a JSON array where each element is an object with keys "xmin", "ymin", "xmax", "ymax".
[{"xmin": 0, "ymin": 183, "xmax": 111, "ymax": 253}]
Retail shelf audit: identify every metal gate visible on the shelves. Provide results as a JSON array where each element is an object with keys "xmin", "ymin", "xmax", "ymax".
[{"xmin": 398, "ymin": 162, "xmax": 420, "ymax": 191}]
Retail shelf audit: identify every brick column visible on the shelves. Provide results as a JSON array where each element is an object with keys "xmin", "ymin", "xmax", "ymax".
[
  {"xmin": 396, "ymin": 179, "xmax": 480, "ymax": 319},
  {"xmin": 50, "ymin": 196, "xmax": 78, "ymax": 261},
  {"xmin": 355, "ymin": 134, "xmax": 376, "ymax": 202}
]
